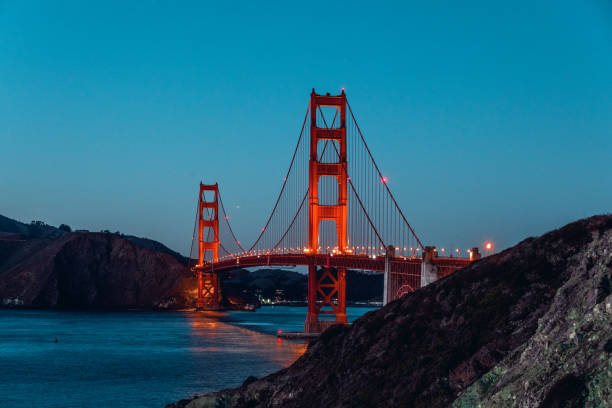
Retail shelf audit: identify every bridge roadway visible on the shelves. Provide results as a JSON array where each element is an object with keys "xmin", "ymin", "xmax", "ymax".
[{"xmin": 194, "ymin": 253, "xmax": 472, "ymax": 276}]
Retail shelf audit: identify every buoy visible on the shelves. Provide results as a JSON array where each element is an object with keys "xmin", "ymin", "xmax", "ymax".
[{"xmin": 54, "ymin": 337, "xmax": 58, "ymax": 343}]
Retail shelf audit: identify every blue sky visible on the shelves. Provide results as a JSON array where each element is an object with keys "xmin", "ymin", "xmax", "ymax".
[{"xmin": 1, "ymin": 1, "xmax": 611, "ymax": 255}]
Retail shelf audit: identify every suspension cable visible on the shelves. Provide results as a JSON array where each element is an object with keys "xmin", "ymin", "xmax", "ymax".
[
  {"xmin": 247, "ymin": 102, "xmax": 311, "ymax": 251},
  {"xmin": 188, "ymin": 193, "xmax": 200, "ymax": 270},
  {"xmin": 346, "ymin": 100, "xmax": 424, "ymax": 250},
  {"xmin": 272, "ymin": 188, "xmax": 309, "ymax": 250},
  {"xmin": 217, "ymin": 190, "xmax": 246, "ymax": 252}
]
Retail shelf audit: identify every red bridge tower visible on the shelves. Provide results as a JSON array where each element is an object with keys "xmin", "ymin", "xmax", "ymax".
[
  {"xmin": 305, "ymin": 89, "xmax": 348, "ymax": 333},
  {"xmin": 197, "ymin": 182, "xmax": 221, "ymax": 310}
]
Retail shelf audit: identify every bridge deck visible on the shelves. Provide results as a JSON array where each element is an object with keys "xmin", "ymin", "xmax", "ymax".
[{"xmin": 194, "ymin": 253, "xmax": 471, "ymax": 275}]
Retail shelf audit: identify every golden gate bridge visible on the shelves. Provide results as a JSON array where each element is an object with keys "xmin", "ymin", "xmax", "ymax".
[{"xmin": 190, "ymin": 90, "xmax": 481, "ymax": 333}]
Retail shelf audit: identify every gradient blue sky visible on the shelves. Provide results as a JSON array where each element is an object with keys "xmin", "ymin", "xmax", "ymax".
[{"xmin": 1, "ymin": 1, "xmax": 611, "ymax": 256}]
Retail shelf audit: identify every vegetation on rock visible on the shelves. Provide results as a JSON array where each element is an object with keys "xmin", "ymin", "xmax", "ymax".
[{"xmin": 167, "ymin": 215, "xmax": 612, "ymax": 408}]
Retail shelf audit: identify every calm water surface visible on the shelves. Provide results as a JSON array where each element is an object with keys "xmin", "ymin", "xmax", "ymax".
[{"xmin": 0, "ymin": 306, "xmax": 374, "ymax": 408}]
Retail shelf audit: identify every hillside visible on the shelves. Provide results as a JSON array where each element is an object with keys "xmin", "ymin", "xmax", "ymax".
[
  {"xmin": 0, "ymin": 215, "xmax": 194, "ymax": 308},
  {"xmin": 167, "ymin": 215, "xmax": 612, "ymax": 408},
  {"xmin": 0, "ymin": 214, "xmax": 65, "ymax": 239},
  {"xmin": 0, "ymin": 214, "xmax": 381, "ymax": 308},
  {"xmin": 222, "ymin": 268, "xmax": 382, "ymax": 303}
]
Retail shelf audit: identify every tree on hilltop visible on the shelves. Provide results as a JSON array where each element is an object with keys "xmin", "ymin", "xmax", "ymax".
[{"xmin": 58, "ymin": 224, "xmax": 72, "ymax": 232}]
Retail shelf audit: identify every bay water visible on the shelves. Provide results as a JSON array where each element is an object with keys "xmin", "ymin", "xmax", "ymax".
[{"xmin": 0, "ymin": 306, "xmax": 374, "ymax": 408}]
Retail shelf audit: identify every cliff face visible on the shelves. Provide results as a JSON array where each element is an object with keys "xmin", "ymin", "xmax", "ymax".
[
  {"xmin": 169, "ymin": 215, "xmax": 612, "ymax": 408},
  {"xmin": 0, "ymin": 219, "xmax": 195, "ymax": 308}
]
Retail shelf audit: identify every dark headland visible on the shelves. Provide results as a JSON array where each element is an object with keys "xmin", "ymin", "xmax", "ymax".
[
  {"xmin": 0, "ymin": 214, "xmax": 382, "ymax": 308},
  {"xmin": 166, "ymin": 215, "xmax": 612, "ymax": 408},
  {"xmin": 0, "ymin": 214, "xmax": 195, "ymax": 308}
]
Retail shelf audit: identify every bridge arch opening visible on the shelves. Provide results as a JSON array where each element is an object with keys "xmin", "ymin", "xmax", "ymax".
[
  {"xmin": 316, "ymin": 139, "xmax": 341, "ymax": 164},
  {"xmin": 202, "ymin": 190, "xmax": 216, "ymax": 203},
  {"xmin": 317, "ymin": 176, "xmax": 339, "ymax": 206},
  {"xmin": 317, "ymin": 219, "xmax": 341, "ymax": 252},
  {"xmin": 201, "ymin": 227, "xmax": 216, "ymax": 243},
  {"xmin": 316, "ymin": 105, "xmax": 341, "ymax": 129}
]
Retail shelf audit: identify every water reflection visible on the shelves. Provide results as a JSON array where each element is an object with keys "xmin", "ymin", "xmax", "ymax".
[
  {"xmin": 186, "ymin": 312, "xmax": 307, "ymax": 367},
  {"xmin": 0, "ymin": 309, "xmax": 312, "ymax": 408}
]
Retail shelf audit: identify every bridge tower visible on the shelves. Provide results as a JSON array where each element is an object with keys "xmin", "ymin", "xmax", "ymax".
[
  {"xmin": 197, "ymin": 182, "xmax": 221, "ymax": 310},
  {"xmin": 305, "ymin": 89, "xmax": 348, "ymax": 333}
]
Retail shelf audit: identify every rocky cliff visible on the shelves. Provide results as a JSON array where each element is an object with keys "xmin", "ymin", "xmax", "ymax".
[
  {"xmin": 168, "ymin": 215, "xmax": 612, "ymax": 408},
  {"xmin": 0, "ymin": 215, "xmax": 385, "ymax": 309},
  {"xmin": 0, "ymin": 216, "xmax": 195, "ymax": 308}
]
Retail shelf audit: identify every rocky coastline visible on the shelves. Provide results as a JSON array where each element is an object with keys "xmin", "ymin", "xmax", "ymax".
[{"xmin": 166, "ymin": 215, "xmax": 612, "ymax": 408}]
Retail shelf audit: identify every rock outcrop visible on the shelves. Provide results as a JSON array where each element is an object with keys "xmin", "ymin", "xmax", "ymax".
[
  {"xmin": 0, "ymin": 216, "xmax": 195, "ymax": 308},
  {"xmin": 168, "ymin": 215, "xmax": 612, "ymax": 408},
  {"xmin": 0, "ymin": 215, "xmax": 384, "ymax": 309}
]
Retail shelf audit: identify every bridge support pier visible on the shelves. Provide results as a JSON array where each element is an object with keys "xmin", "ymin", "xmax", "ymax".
[
  {"xmin": 304, "ymin": 262, "xmax": 347, "ymax": 333},
  {"xmin": 305, "ymin": 264, "xmax": 319, "ymax": 333},
  {"xmin": 470, "ymin": 247, "xmax": 482, "ymax": 261},
  {"xmin": 383, "ymin": 245, "xmax": 395, "ymax": 306},
  {"xmin": 420, "ymin": 246, "xmax": 438, "ymax": 288},
  {"xmin": 197, "ymin": 271, "xmax": 221, "ymax": 310}
]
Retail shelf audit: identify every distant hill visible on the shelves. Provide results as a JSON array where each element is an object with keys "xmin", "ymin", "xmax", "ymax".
[
  {"xmin": 122, "ymin": 235, "xmax": 187, "ymax": 265},
  {"xmin": 0, "ymin": 213, "xmax": 384, "ymax": 308},
  {"xmin": 222, "ymin": 268, "xmax": 382, "ymax": 303},
  {"xmin": 0, "ymin": 214, "xmax": 194, "ymax": 308},
  {"xmin": 0, "ymin": 214, "xmax": 65, "ymax": 239}
]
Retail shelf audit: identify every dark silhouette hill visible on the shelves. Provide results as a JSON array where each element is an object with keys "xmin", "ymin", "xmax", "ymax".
[
  {"xmin": 0, "ymin": 214, "xmax": 65, "ymax": 239},
  {"xmin": 0, "ymin": 215, "xmax": 194, "ymax": 308},
  {"xmin": 0, "ymin": 214, "xmax": 382, "ymax": 308},
  {"xmin": 0, "ymin": 231, "xmax": 195, "ymax": 308},
  {"xmin": 167, "ymin": 215, "xmax": 612, "ymax": 408},
  {"xmin": 222, "ymin": 268, "xmax": 382, "ymax": 303}
]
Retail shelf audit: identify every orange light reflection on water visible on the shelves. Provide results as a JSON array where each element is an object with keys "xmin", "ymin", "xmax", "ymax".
[{"xmin": 185, "ymin": 312, "xmax": 307, "ymax": 367}]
